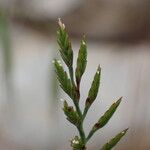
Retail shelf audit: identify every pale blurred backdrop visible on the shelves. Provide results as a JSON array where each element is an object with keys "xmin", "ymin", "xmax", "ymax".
[{"xmin": 0, "ymin": 0, "xmax": 150, "ymax": 150}]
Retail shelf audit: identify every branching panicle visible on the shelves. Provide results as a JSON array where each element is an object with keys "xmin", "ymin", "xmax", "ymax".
[{"xmin": 54, "ymin": 19, "xmax": 128, "ymax": 150}]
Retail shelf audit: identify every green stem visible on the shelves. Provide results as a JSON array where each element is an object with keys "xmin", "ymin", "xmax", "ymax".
[
  {"xmin": 69, "ymin": 66, "xmax": 76, "ymax": 87},
  {"xmin": 86, "ymin": 126, "xmax": 98, "ymax": 144},
  {"xmin": 77, "ymin": 122, "xmax": 86, "ymax": 143},
  {"xmin": 86, "ymin": 130, "xmax": 95, "ymax": 143},
  {"xmin": 74, "ymin": 101, "xmax": 82, "ymax": 117},
  {"xmin": 82, "ymin": 107, "xmax": 88, "ymax": 121},
  {"xmin": 68, "ymin": 66, "xmax": 82, "ymax": 116},
  {"xmin": 68, "ymin": 66, "xmax": 86, "ymax": 148}
]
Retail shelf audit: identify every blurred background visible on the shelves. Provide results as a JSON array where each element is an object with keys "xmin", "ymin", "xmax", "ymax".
[{"xmin": 0, "ymin": 0, "xmax": 150, "ymax": 149}]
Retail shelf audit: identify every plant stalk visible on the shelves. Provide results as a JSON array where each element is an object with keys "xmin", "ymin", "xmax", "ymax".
[{"xmin": 68, "ymin": 66, "xmax": 86, "ymax": 149}]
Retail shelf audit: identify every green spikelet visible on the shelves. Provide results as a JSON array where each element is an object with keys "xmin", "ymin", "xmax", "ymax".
[
  {"xmin": 101, "ymin": 128, "xmax": 128, "ymax": 150},
  {"xmin": 75, "ymin": 38, "xmax": 87, "ymax": 86}
]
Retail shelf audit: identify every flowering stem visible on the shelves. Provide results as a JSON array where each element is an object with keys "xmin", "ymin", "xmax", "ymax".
[{"xmin": 55, "ymin": 19, "xmax": 128, "ymax": 150}]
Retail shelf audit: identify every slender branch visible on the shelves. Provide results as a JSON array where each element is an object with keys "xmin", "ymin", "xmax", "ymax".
[
  {"xmin": 82, "ymin": 107, "xmax": 88, "ymax": 121},
  {"xmin": 68, "ymin": 65, "xmax": 86, "ymax": 146},
  {"xmin": 86, "ymin": 130, "xmax": 95, "ymax": 143},
  {"xmin": 68, "ymin": 66, "xmax": 82, "ymax": 114},
  {"xmin": 74, "ymin": 101, "xmax": 82, "ymax": 117},
  {"xmin": 69, "ymin": 66, "xmax": 76, "ymax": 87}
]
